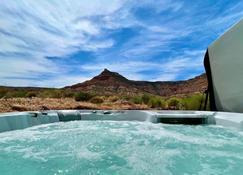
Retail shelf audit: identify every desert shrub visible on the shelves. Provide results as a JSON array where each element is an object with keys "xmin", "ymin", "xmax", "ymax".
[
  {"xmin": 39, "ymin": 90, "xmax": 54, "ymax": 98},
  {"xmin": 149, "ymin": 97, "xmax": 166, "ymax": 108},
  {"xmin": 122, "ymin": 96, "xmax": 131, "ymax": 101},
  {"xmin": 90, "ymin": 96, "xmax": 104, "ymax": 104},
  {"xmin": 0, "ymin": 88, "xmax": 8, "ymax": 98},
  {"xmin": 75, "ymin": 92, "xmax": 93, "ymax": 101},
  {"xmin": 38, "ymin": 89, "xmax": 64, "ymax": 98},
  {"xmin": 38, "ymin": 91, "xmax": 47, "ymax": 98},
  {"xmin": 141, "ymin": 94, "xmax": 151, "ymax": 104},
  {"xmin": 131, "ymin": 96, "xmax": 143, "ymax": 104},
  {"xmin": 108, "ymin": 96, "xmax": 119, "ymax": 102},
  {"xmin": 46, "ymin": 90, "xmax": 62, "ymax": 98},
  {"xmin": 62, "ymin": 91, "xmax": 75, "ymax": 98},
  {"xmin": 181, "ymin": 94, "xmax": 206, "ymax": 110},
  {"xmin": 26, "ymin": 91, "xmax": 37, "ymax": 98},
  {"xmin": 5, "ymin": 90, "xmax": 27, "ymax": 98},
  {"xmin": 53, "ymin": 90, "xmax": 64, "ymax": 98},
  {"xmin": 167, "ymin": 98, "xmax": 181, "ymax": 110}
]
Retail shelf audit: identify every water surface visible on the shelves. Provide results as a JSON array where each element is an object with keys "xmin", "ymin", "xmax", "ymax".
[{"xmin": 0, "ymin": 121, "xmax": 243, "ymax": 175}]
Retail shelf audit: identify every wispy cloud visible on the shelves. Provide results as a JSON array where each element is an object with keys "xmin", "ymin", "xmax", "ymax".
[
  {"xmin": 81, "ymin": 49, "xmax": 204, "ymax": 81},
  {"xmin": 0, "ymin": 0, "xmax": 127, "ymax": 86}
]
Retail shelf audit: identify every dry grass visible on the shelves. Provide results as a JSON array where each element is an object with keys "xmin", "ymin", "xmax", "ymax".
[{"xmin": 0, "ymin": 97, "xmax": 148, "ymax": 113}]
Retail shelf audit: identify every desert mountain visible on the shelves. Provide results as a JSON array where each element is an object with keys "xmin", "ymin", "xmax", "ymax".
[{"xmin": 65, "ymin": 69, "xmax": 207, "ymax": 96}]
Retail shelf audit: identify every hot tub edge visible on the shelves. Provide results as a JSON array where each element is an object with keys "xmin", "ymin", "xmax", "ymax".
[{"xmin": 0, "ymin": 110, "xmax": 243, "ymax": 133}]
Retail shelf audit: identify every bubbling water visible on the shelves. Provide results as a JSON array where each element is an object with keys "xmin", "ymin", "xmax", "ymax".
[{"xmin": 0, "ymin": 121, "xmax": 243, "ymax": 175}]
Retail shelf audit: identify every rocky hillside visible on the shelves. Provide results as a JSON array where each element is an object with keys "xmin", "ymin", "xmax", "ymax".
[{"xmin": 65, "ymin": 69, "xmax": 207, "ymax": 96}]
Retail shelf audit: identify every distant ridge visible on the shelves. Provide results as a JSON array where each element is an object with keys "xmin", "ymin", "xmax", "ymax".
[{"xmin": 65, "ymin": 69, "xmax": 207, "ymax": 96}]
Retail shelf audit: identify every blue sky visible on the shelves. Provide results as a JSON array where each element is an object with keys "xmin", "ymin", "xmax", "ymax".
[{"xmin": 0, "ymin": 0, "xmax": 242, "ymax": 87}]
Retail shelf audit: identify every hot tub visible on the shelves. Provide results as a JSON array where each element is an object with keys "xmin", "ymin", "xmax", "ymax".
[{"xmin": 0, "ymin": 110, "xmax": 243, "ymax": 174}]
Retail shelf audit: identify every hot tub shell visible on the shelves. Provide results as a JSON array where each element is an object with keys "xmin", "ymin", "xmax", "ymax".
[{"xmin": 0, "ymin": 110, "xmax": 243, "ymax": 133}]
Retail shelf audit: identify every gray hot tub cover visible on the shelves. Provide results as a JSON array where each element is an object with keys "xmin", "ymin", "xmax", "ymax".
[{"xmin": 204, "ymin": 19, "xmax": 243, "ymax": 112}]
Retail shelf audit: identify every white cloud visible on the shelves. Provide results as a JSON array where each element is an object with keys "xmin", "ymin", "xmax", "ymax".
[
  {"xmin": 0, "ymin": 74, "xmax": 90, "ymax": 88},
  {"xmin": 152, "ymin": 73, "xmax": 178, "ymax": 82},
  {"xmin": 32, "ymin": 75, "xmax": 91, "ymax": 88},
  {"xmin": 81, "ymin": 49, "xmax": 204, "ymax": 81},
  {"xmin": 0, "ymin": 0, "xmax": 128, "ymax": 86},
  {"xmin": 0, "ymin": 56, "xmax": 58, "ymax": 78},
  {"xmin": 0, "ymin": 0, "xmax": 126, "ymax": 56}
]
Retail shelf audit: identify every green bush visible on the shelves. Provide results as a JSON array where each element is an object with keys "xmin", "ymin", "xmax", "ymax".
[
  {"xmin": 39, "ymin": 90, "xmax": 53, "ymax": 98},
  {"xmin": 149, "ymin": 97, "xmax": 166, "ymax": 108},
  {"xmin": 39, "ymin": 90, "xmax": 62, "ymax": 98},
  {"xmin": 108, "ymin": 96, "xmax": 119, "ymax": 102},
  {"xmin": 26, "ymin": 91, "xmax": 37, "ymax": 98},
  {"xmin": 5, "ymin": 90, "xmax": 27, "ymax": 98},
  {"xmin": 167, "ymin": 98, "xmax": 181, "ymax": 109},
  {"xmin": 181, "ymin": 94, "xmax": 205, "ymax": 110},
  {"xmin": 141, "ymin": 94, "xmax": 151, "ymax": 104},
  {"xmin": 132, "ymin": 96, "xmax": 143, "ymax": 104},
  {"xmin": 90, "ymin": 96, "xmax": 104, "ymax": 104},
  {"xmin": 75, "ymin": 92, "xmax": 93, "ymax": 101},
  {"xmin": 122, "ymin": 96, "xmax": 131, "ymax": 101},
  {"xmin": 62, "ymin": 91, "xmax": 75, "ymax": 98},
  {"xmin": 0, "ymin": 88, "xmax": 8, "ymax": 98},
  {"xmin": 53, "ymin": 90, "xmax": 64, "ymax": 98}
]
